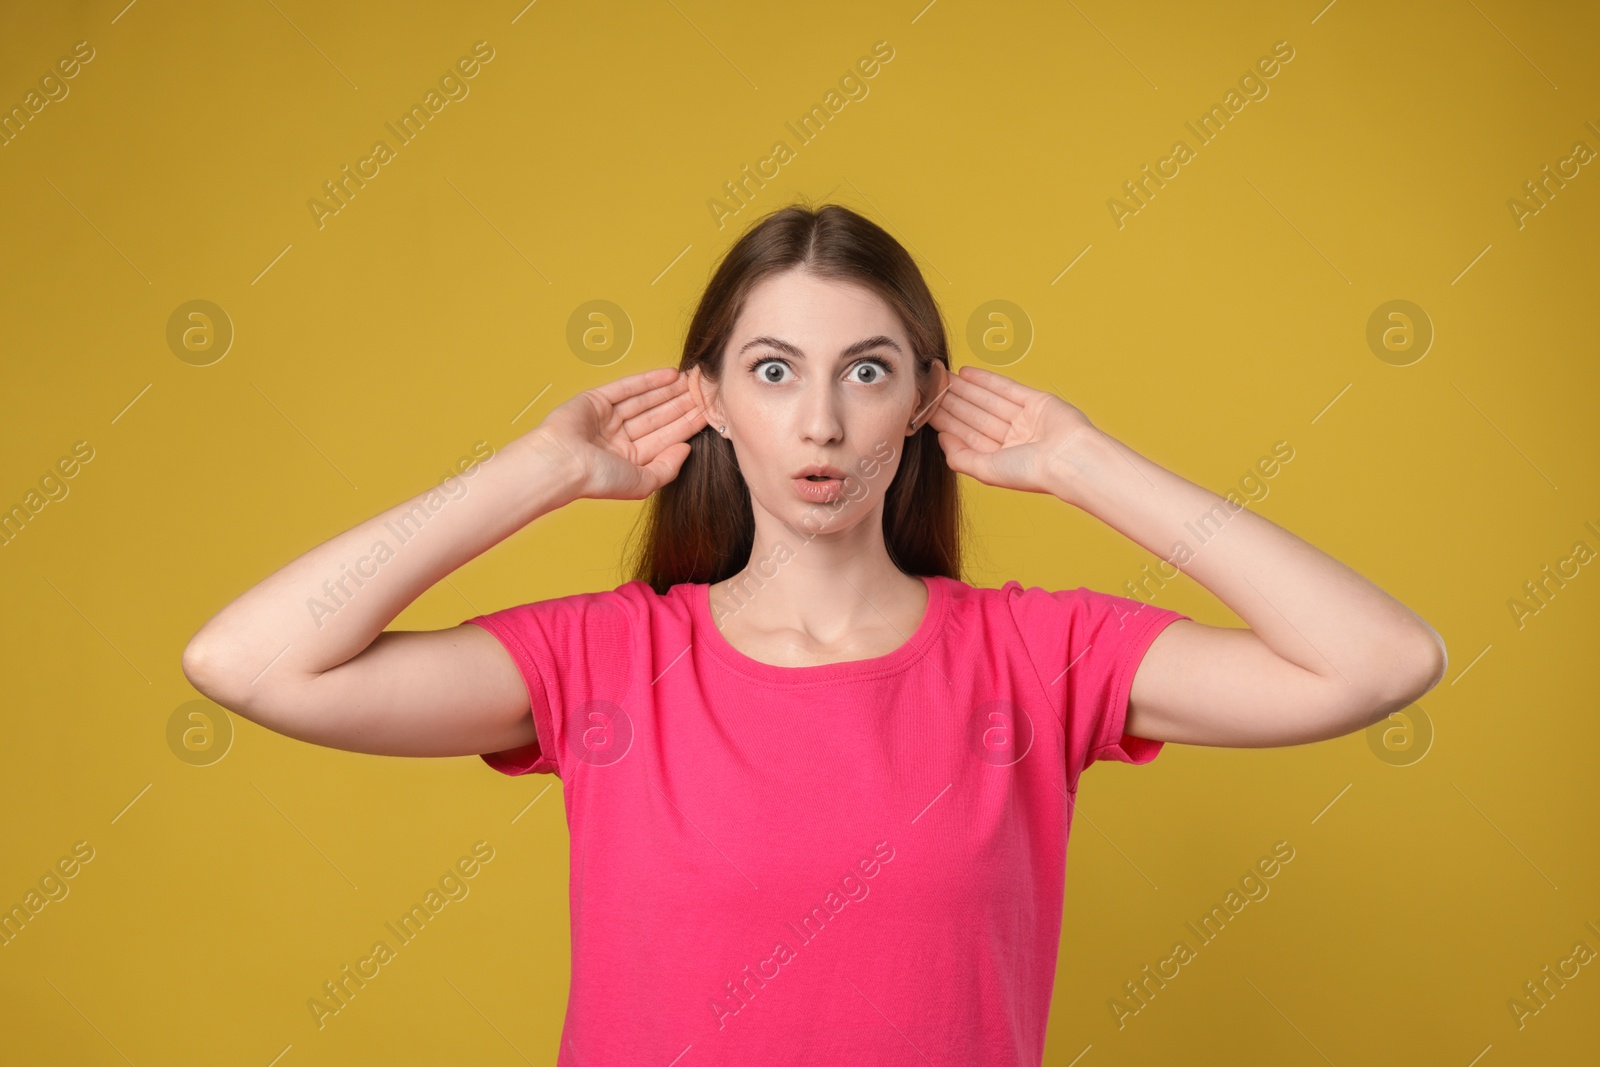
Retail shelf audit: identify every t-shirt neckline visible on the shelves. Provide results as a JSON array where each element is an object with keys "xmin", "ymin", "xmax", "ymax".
[{"xmin": 688, "ymin": 573, "xmax": 948, "ymax": 686}]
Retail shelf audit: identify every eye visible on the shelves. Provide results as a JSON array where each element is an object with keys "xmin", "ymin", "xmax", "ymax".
[
  {"xmin": 750, "ymin": 357, "xmax": 792, "ymax": 384},
  {"xmin": 747, "ymin": 355, "xmax": 894, "ymax": 385},
  {"xmin": 849, "ymin": 359, "xmax": 892, "ymax": 385}
]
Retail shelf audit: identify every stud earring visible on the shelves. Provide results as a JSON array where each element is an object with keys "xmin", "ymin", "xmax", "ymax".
[{"xmin": 719, "ymin": 425, "xmax": 727, "ymax": 435}]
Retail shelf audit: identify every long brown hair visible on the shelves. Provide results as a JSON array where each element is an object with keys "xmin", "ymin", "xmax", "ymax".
[{"xmin": 623, "ymin": 200, "xmax": 966, "ymax": 595}]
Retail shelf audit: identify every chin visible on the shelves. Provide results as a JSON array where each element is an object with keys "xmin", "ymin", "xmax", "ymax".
[{"xmin": 795, "ymin": 495, "xmax": 872, "ymax": 536}]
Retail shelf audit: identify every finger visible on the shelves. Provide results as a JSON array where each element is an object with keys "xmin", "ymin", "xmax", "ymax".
[
  {"xmin": 938, "ymin": 388, "xmax": 1013, "ymax": 442},
  {"xmin": 640, "ymin": 441, "xmax": 693, "ymax": 493},
  {"xmin": 928, "ymin": 400, "xmax": 1003, "ymax": 449},
  {"xmin": 957, "ymin": 365, "xmax": 1048, "ymax": 406},
  {"xmin": 631, "ymin": 394, "xmax": 709, "ymax": 459},
  {"xmin": 612, "ymin": 376, "xmax": 689, "ymax": 421},
  {"xmin": 623, "ymin": 387, "xmax": 704, "ymax": 441},
  {"xmin": 604, "ymin": 377, "xmax": 694, "ymax": 428},
  {"xmin": 935, "ymin": 430, "xmax": 981, "ymax": 478},
  {"xmin": 944, "ymin": 371, "xmax": 1024, "ymax": 422},
  {"xmin": 927, "ymin": 404, "xmax": 999, "ymax": 454},
  {"xmin": 590, "ymin": 366, "xmax": 682, "ymax": 405}
]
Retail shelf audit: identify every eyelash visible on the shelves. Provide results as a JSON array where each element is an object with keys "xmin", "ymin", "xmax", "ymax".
[{"xmin": 745, "ymin": 356, "xmax": 894, "ymax": 384}]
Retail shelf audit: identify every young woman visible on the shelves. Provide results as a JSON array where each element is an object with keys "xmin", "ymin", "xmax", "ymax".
[{"xmin": 182, "ymin": 203, "xmax": 1446, "ymax": 1064}]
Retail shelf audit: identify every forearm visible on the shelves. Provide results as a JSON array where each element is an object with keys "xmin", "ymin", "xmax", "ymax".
[
  {"xmin": 1048, "ymin": 429, "xmax": 1446, "ymax": 698},
  {"xmin": 184, "ymin": 431, "xmax": 582, "ymax": 688}
]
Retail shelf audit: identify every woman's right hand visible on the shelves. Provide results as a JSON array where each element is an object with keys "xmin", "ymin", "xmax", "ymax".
[{"xmin": 526, "ymin": 366, "xmax": 708, "ymax": 501}]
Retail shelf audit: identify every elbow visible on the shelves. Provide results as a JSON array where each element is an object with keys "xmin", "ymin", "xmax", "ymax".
[
  {"xmin": 1405, "ymin": 622, "xmax": 1449, "ymax": 698},
  {"xmin": 181, "ymin": 637, "xmax": 246, "ymax": 710},
  {"xmin": 180, "ymin": 637, "xmax": 210, "ymax": 692},
  {"xmin": 1358, "ymin": 629, "xmax": 1447, "ymax": 730}
]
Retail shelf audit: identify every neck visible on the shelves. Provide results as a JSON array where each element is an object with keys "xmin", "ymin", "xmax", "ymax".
[{"xmin": 709, "ymin": 501, "xmax": 917, "ymax": 634}]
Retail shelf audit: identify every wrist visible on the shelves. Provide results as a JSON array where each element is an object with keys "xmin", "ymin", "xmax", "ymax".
[
  {"xmin": 1044, "ymin": 425, "xmax": 1121, "ymax": 508},
  {"xmin": 514, "ymin": 429, "xmax": 588, "ymax": 506}
]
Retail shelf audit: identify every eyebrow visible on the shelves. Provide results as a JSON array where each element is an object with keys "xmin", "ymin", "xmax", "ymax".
[{"xmin": 737, "ymin": 334, "xmax": 904, "ymax": 361}]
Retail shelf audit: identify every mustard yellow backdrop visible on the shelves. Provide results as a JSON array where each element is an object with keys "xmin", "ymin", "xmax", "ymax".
[{"xmin": 2, "ymin": 0, "xmax": 1596, "ymax": 1063}]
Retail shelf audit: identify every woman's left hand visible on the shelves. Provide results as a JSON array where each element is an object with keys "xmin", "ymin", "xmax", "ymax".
[{"xmin": 925, "ymin": 365, "xmax": 1100, "ymax": 496}]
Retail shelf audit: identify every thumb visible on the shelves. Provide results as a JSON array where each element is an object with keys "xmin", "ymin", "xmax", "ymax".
[
  {"xmin": 642, "ymin": 441, "xmax": 693, "ymax": 488},
  {"xmin": 936, "ymin": 431, "xmax": 980, "ymax": 478}
]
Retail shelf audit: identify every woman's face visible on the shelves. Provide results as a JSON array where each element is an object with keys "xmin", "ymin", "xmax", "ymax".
[{"xmin": 691, "ymin": 268, "xmax": 946, "ymax": 537}]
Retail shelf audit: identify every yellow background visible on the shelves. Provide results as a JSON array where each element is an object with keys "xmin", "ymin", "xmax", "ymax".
[{"xmin": 2, "ymin": 0, "xmax": 1597, "ymax": 1063}]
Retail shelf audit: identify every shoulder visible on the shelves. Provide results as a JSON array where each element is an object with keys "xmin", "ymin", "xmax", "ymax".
[
  {"xmin": 940, "ymin": 576, "xmax": 1184, "ymax": 645},
  {"xmin": 931, "ymin": 575, "xmax": 1025, "ymax": 603},
  {"xmin": 971, "ymin": 578, "xmax": 1160, "ymax": 618},
  {"xmin": 467, "ymin": 578, "xmax": 690, "ymax": 638},
  {"xmin": 928, "ymin": 575, "xmax": 1047, "ymax": 620},
  {"xmin": 503, "ymin": 577, "xmax": 679, "ymax": 609},
  {"xmin": 935, "ymin": 575, "xmax": 1090, "ymax": 617},
  {"xmin": 926, "ymin": 576, "xmax": 1054, "ymax": 647}
]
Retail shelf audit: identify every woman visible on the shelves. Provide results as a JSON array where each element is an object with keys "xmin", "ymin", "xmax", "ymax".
[{"xmin": 182, "ymin": 203, "xmax": 1446, "ymax": 1064}]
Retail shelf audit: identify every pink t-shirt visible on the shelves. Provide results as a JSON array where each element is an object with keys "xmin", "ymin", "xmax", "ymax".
[{"xmin": 464, "ymin": 574, "xmax": 1189, "ymax": 1065}]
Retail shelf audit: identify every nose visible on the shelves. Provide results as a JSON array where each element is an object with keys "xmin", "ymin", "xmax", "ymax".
[{"xmin": 798, "ymin": 378, "xmax": 845, "ymax": 447}]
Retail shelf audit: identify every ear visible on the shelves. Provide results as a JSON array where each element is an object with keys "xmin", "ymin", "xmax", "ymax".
[
  {"xmin": 909, "ymin": 359, "xmax": 950, "ymax": 435},
  {"xmin": 686, "ymin": 365, "xmax": 724, "ymax": 431}
]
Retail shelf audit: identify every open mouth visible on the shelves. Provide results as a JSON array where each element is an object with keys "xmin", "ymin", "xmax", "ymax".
[{"xmin": 792, "ymin": 474, "xmax": 844, "ymax": 503}]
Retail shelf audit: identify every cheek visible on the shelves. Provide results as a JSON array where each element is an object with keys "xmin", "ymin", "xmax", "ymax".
[
  {"xmin": 731, "ymin": 388, "xmax": 787, "ymax": 433},
  {"xmin": 856, "ymin": 447, "xmax": 903, "ymax": 495},
  {"xmin": 729, "ymin": 389, "xmax": 908, "ymax": 483},
  {"xmin": 729, "ymin": 433, "xmax": 782, "ymax": 491}
]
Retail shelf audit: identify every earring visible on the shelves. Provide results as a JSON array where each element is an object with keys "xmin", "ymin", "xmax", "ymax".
[{"xmin": 719, "ymin": 425, "xmax": 727, "ymax": 435}]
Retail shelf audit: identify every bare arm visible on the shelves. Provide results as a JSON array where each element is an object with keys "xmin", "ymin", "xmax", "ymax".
[
  {"xmin": 181, "ymin": 366, "xmax": 707, "ymax": 757},
  {"xmin": 1052, "ymin": 428, "xmax": 1447, "ymax": 747},
  {"xmin": 929, "ymin": 364, "xmax": 1447, "ymax": 749}
]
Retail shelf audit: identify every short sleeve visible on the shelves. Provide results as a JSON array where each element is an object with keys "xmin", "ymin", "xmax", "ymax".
[
  {"xmin": 1004, "ymin": 582, "xmax": 1190, "ymax": 791},
  {"xmin": 462, "ymin": 581, "xmax": 645, "ymax": 777}
]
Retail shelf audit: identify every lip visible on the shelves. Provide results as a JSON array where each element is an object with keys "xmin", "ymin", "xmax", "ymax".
[
  {"xmin": 793, "ymin": 464, "xmax": 848, "ymax": 480},
  {"xmin": 791, "ymin": 463, "xmax": 847, "ymax": 505}
]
